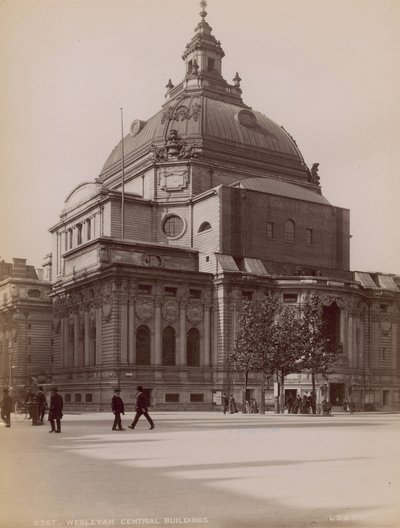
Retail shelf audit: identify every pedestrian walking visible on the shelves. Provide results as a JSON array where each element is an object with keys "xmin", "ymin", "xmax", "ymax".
[
  {"xmin": 128, "ymin": 386, "xmax": 154, "ymax": 430},
  {"xmin": 221, "ymin": 392, "xmax": 229, "ymax": 414},
  {"xmin": 36, "ymin": 386, "xmax": 47, "ymax": 424},
  {"xmin": 48, "ymin": 387, "xmax": 63, "ymax": 433},
  {"xmin": 1, "ymin": 388, "xmax": 12, "ymax": 428},
  {"xmin": 111, "ymin": 388, "xmax": 125, "ymax": 430}
]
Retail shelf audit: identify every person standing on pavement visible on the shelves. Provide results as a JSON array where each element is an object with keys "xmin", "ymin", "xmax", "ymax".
[
  {"xmin": 1, "ymin": 388, "xmax": 12, "ymax": 428},
  {"xmin": 221, "ymin": 392, "xmax": 229, "ymax": 414},
  {"xmin": 111, "ymin": 388, "xmax": 125, "ymax": 431},
  {"xmin": 36, "ymin": 386, "xmax": 47, "ymax": 424},
  {"xmin": 128, "ymin": 386, "xmax": 154, "ymax": 430},
  {"xmin": 48, "ymin": 387, "xmax": 63, "ymax": 433}
]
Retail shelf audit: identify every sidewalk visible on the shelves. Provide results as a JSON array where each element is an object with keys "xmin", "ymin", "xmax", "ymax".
[{"xmin": 1, "ymin": 412, "xmax": 399, "ymax": 528}]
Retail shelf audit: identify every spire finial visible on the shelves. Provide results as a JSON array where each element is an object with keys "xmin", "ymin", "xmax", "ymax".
[{"xmin": 200, "ymin": 0, "xmax": 207, "ymax": 20}]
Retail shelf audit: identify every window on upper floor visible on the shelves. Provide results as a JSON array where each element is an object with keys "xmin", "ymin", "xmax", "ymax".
[
  {"xmin": 189, "ymin": 289, "xmax": 202, "ymax": 299},
  {"xmin": 68, "ymin": 229, "xmax": 73, "ymax": 250},
  {"xmin": 306, "ymin": 228, "xmax": 313, "ymax": 246},
  {"xmin": 207, "ymin": 58, "xmax": 215, "ymax": 72},
  {"xmin": 285, "ymin": 220, "xmax": 295, "ymax": 243},
  {"xmin": 162, "ymin": 215, "xmax": 184, "ymax": 238},
  {"xmin": 164, "ymin": 287, "xmax": 177, "ymax": 297},
  {"xmin": 77, "ymin": 223, "xmax": 83, "ymax": 245},
  {"xmin": 86, "ymin": 219, "xmax": 91, "ymax": 241},
  {"xmin": 198, "ymin": 222, "xmax": 211, "ymax": 233},
  {"xmin": 266, "ymin": 222, "xmax": 274, "ymax": 240}
]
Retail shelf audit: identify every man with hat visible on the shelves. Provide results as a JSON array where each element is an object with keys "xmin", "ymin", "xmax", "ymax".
[
  {"xmin": 1, "ymin": 388, "xmax": 12, "ymax": 428},
  {"xmin": 128, "ymin": 386, "xmax": 154, "ymax": 430},
  {"xmin": 48, "ymin": 387, "xmax": 63, "ymax": 433},
  {"xmin": 111, "ymin": 388, "xmax": 125, "ymax": 431}
]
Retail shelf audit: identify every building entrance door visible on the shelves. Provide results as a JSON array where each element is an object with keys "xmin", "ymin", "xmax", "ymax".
[
  {"xmin": 142, "ymin": 388, "xmax": 152, "ymax": 407},
  {"xmin": 383, "ymin": 390, "xmax": 390, "ymax": 407},
  {"xmin": 329, "ymin": 383, "xmax": 345, "ymax": 405}
]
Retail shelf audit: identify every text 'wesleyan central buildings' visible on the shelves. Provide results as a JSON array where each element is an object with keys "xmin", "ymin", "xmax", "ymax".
[{"xmin": 49, "ymin": 4, "xmax": 400, "ymax": 411}]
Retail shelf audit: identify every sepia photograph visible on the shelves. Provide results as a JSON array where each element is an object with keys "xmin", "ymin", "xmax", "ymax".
[{"xmin": 1, "ymin": 1, "xmax": 400, "ymax": 527}]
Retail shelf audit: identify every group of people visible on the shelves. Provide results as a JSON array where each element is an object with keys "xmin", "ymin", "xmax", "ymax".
[
  {"xmin": 221, "ymin": 393, "xmax": 238, "ymax": 414},
  {"xmin": 286, "ymin": 392, "xmax": 317, "ymax": 414},
  {"xmin": 1, "ymin": 385, "xmax": 155, "ymax": 433},
  {"xmin": 111, "ymin": 385, "xmax": 154, "ymax": 431},
  {"xmin": 1, "ymin": 385, "xmax": 63, "ymax": 431},
  {"xmin": 246, "ymin": 398, "xmax": 259, "ymax": 413}
]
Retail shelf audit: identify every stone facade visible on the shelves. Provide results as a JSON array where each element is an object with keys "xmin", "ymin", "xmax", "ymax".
[
  {"xmin": 0, "ymin": 258, "xmax": 53, "ymax": 398},
  {"xmin": 47, "ymin": 7, "xmax": 400, "ymax": 411}
]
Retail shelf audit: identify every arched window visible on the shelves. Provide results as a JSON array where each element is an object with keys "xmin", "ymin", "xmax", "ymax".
[
  {"xmin": 198, "ymin": 222, "xmax": 211, "ymax": 233},
  {"xmin": 162, "ymin": 326, "xmax": 176, "ymax": 366},
  {"xmin": 187, "ymin": 328, "xmax": 200, "ymax": 366},
  {"xmin": 285, "ymin": 220, "xmax": 295, "ymax": 243},
  {"xmin": 136, "ymin": 325, "xmax": 151, "ymax": 365}
]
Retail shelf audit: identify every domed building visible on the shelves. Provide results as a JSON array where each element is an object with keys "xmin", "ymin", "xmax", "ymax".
[{"xmin": 49, "ymin": 4, "xmax": 400, "ymax": 411}]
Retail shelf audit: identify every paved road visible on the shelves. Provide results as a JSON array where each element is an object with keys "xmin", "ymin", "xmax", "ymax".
[{"xmin": 1, "ymin": 412, "xmax": 399, "ymax": 528}]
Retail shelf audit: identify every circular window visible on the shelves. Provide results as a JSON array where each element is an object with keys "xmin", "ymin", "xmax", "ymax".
[
  {"xmin": 236, "ymin": 109, "xmax": 257, "ymax": 128},
  {"xmin": 162, "ymin": 215, "xmax": 185, "ymax": 239}
]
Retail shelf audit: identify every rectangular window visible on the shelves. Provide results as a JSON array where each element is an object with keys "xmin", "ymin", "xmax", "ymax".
[
  {"xmin": 208, "ymin": 58, "xmax": 215, "ymax": 71},
  {"xmin": 164, "ymin": 287, "xmax": 177, "ymax": 297},
  {"xmin": 77, "ymin": 224, "xmax": 83, "ymax": 245},
  {"xmin": 306, "ymin": 228, "xmax": 313, "ymax": 246},
  {"xmin": 283, "ymin": 293, "xmax": 298, "ymax": 303},
  {"xmin": 380, "ymin": 304, "xmax": 388, "ymax": 313},
  {"xmin": 86, "ymin": 219, "xmax": 91, "ymax": 241},
  {"xmin": 266, "ymin": 222, "xmax": 274, "ymax": 240},
  {"xmin": 138, "ymin": 284, "xmax": 152, "ymax": 295},
  {"xmin": 85, "ymin": 393, "xmax": 93, "ymax": 403},
  {"xmin": 65, "ymin": 393, "xmax": 71, "ymax": 403},
  {"xmin": 68, "ymin": 229, "xmax": 73, "ymax": 249},
  {"xmin": 242, "ymin": 291, "xmax": 253, "ymax": 301},
  {"xmin": 74, "ymin": 393, "xmax": 82, "ymax": 403},
  {"xmin": 190, "ymin": 393, "xmax": 204, "ymax": 403},
  {"xmin": 165, "ymin": 393, "xmax": 180, "ymax": 403},
  {"xmin": 189, "ymin": 289, "xmax": 202, "ymax": 299}
]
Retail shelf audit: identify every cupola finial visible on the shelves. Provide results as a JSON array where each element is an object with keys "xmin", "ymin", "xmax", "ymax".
[{"xmin": 200, "ymin": 0, "xmax": 207, "ymax": 20}]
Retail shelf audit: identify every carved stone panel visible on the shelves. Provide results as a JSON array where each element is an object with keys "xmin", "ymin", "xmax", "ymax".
[
  {"xmin": 162, "ymin": 299, "xmax": 179, "ymax": 322},
  {"xmin": 158, "ymin": 167, "xmax": 189, "ymax": 191},
  {"xmin": 187, "ymin": 303, "xmax": 203, "ymax": 323},
  {"xmin": 136, "ymin": 299, "xmax": 154, "ymax": 322}
]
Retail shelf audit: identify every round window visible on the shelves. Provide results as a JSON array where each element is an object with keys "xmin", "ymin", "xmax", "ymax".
[{"xmin": 162, "ymin": 215, "xmax": 184, "ymax": 238}]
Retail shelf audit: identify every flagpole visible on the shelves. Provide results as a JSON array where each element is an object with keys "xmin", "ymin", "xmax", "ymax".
[{"xmin": 120, "ymin": 107, "xmax": 125, "ymax": 239}]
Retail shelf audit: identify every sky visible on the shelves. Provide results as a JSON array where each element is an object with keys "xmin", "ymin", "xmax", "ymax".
[{"xmin": 1, "ymin": 0, "xmax": 399, "ymax": 275}]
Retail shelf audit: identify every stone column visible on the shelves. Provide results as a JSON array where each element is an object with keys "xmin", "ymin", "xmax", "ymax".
[
  {"xmin": 128, "ymin": 297, "xmax": 135, "ymax": 364},
  {"xmin": 179, "ymin": 301, "xmax": 187, "ymax": 366},
  {"xmin": 204, "ymin": 303, "xmax": 211, "ymax": 367},
  {"xmin": 73, "ymin": 312, "xmax": 79, "ymax": 368},
  {"xmin": 95, "ymin": 303, "xmax": 102, "ymax": 365},
  {"xmin": 84, "ymin": 307, "xmax": 90, "ymax": 367},
  {"xmin": 154, "ymin": 298, "xmax": 162, "ymax": 365},
  {"xmin": 121, "ymin": 296, "xmax": 128, "ymax": 365}
]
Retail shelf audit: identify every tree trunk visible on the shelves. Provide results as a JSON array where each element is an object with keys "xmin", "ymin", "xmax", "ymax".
[
  {"xmin": 280, "ymin": 371, "xmax": 285, "ymax": 414},
  {"xmin": 242, "ymin": 370, "xmax": 248, "ymax": 413},
  {"xmin": 260, "ymin": 370, "xmax": 265, "ymax": 414}
]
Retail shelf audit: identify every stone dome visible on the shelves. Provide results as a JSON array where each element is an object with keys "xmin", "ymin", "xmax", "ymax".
[{"xmin": 98, "ymin": 5, "xmax": 311, "ymax": 185}]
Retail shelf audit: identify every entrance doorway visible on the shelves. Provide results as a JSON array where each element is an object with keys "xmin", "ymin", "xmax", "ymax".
[
  {"xmin": 329, "ymin": 383, "xmax": 345, "ymax": 405},
  {"xmin": 383, "ymin": 390, "xmax": 390, "ymax": 406},
  {"xmin": 142, "ymin": 388, "xmax": 152, "ymax": 407}
]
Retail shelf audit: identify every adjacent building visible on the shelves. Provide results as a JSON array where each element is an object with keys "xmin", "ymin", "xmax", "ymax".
[
  {"xmin": 0, "ymin": 258, "xmax": 53, "ymax": 398},
  {"xmin": 47, "ymin": 6, "xmax": 400, "ymax": 411}
]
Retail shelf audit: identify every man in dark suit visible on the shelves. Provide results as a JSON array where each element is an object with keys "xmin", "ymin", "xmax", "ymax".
[
  {"xmin": 111, "ymin": 388, "xmax": 125, "ymax": 431},
  {"xmin": 128, "ymin": 386, "xmax": 154, "ymax": 430},
  {"xmin": 48, "ymin": 387, "xmax": 63, "ymax": 433},
  {"xmin": 1, "ymin": 388, "xmax": 12, "ymax": 427}
]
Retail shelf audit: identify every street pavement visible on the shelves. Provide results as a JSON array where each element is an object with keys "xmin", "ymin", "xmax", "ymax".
[{"xmin": 0, "ymin": 411, "xmax": 399, "ymax": 528}]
